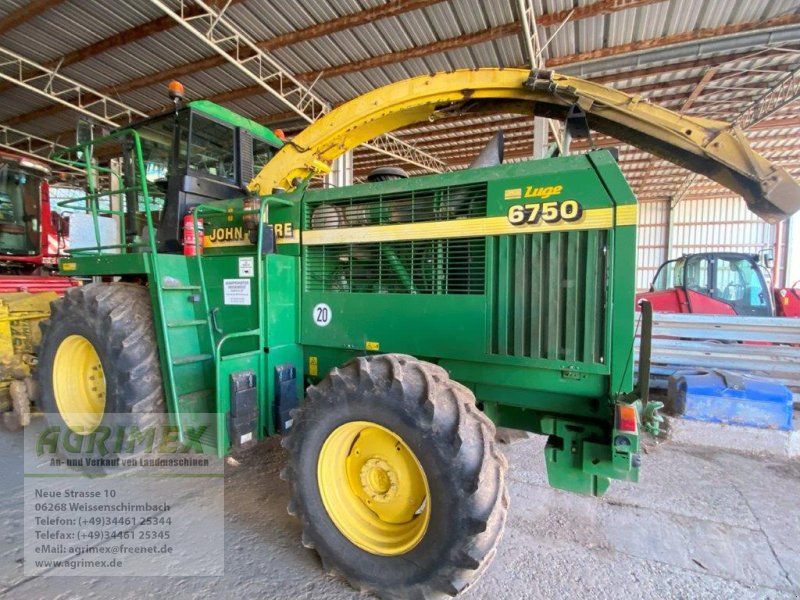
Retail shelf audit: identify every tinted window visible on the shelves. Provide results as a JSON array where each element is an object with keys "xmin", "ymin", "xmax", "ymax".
[
  {"xmin": 652, "ymin": 259, "xmax": 684, "ymax": 290},
  {"xmin": 137, "ymin": 115, "xmax": 176, "ymax": 183},
  {"xmin": 189, "ymin": 116, "xmax": 235, "ymax": 181},
  {"xmin": 0, "ymin": 166, "xmax": 39, "ymax": 255},
  {"xmin": 714, "ymin": 257, "xmax": 767, "ymax": 310},
  {"xmin": 684, "ymin": 256, "xmax": 710, "ymax": 294}
]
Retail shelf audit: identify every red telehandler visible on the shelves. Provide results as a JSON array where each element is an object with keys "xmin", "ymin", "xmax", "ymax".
[{"xmin": 637, "ymin": 252, "xmax": 799, "ymax": 317}]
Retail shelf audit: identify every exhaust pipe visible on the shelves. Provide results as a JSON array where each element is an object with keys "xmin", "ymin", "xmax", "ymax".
[{"xmin": 468, "ymin": 129, "xmax": 504, "ymax": 169}]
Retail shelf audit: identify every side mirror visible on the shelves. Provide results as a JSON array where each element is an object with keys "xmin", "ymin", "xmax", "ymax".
[
  {"xmin": 75, "ymin": 119, "xmax": 95, "ymax": 162},
  {"xmin": 761, "ymin": 249, "xmax": 774, "ymax": 269}
]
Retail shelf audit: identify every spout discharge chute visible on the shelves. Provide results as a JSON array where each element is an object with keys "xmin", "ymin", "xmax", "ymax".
[{"xmin": 249, "ymin": 68, "xmax": 799, "ymax": 223}]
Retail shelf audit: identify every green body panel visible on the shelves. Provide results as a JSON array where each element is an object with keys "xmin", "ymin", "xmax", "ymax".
[
  {"xmin": 299, "ymin": 156, "xmax": 633, "ymax": 405},
  {"xmin": 296, "ymin": 153, "xmax": 640, "ymax": 495},
  {"xmin": 54, "ymin": 105, "xmax": 643, "ymax": 497}
]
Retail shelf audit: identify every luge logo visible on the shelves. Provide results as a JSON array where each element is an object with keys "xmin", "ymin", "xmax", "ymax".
[{"xmin": 504, "ymin": 184, "xmax": 563, "ymax": 201}]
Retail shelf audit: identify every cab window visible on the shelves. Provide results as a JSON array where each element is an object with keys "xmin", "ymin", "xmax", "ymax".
[
  {"xmin": 0, "ymin": 167, "xmax": 39, "ymax": 255},
  {"xmin": 684, "ymin": 256, "xmax": 710, "ymax": 295},
  {"xmin": 137, "ymin": 114, "xmax": 176, "ymax": 183},
  {"xmin": 188, "ymin": 115, "xmax": 236, "ymax": 181},
  {"xmin": 652, "ymin": 258, "xmax": 682, "ymax": 290},
  {"xmin": 713, "ymin": 256, "xmax": 768, "ymax": 314}
]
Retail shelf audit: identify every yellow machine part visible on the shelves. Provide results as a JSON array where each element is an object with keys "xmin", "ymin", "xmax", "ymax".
[
  {"xmin": 0, "ymin": 292, "xmax": 56, "ymax": 361},
  {"xmin": 0, "ymin": 292, "xmax": 55, "ymax": 428},
  {"xmin": 249, "ymin": 68, "xmax": 799, "ymax": 224}
]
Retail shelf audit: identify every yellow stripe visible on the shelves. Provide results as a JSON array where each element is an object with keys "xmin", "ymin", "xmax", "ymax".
[
  {"xmin": 302, "ymin": 207, "xmax": 615, "ymax": 246},
  {"xmin": 615, "ymin": 204, "xmax": 638, "ymax": 226}
]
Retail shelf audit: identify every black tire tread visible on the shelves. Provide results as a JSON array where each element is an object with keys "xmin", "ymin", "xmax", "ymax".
[
  {"xmin": 38, "ymin": 282, "xmax": 164, "ymax": 423},
  {"xmin": 283, "ymin": 353, "xmax": 509, "ymax": 600}
]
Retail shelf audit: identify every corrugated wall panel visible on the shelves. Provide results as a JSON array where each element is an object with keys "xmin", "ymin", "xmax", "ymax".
[
  {"xmin": 671, "ymin": 197, "xmax": 775, "ymax": 258},
  {"xmin": 635, "ymin": 197, "xmax": 777, "ymax": 291},
  {"xmin": 636, "ymin": 200, "xmax": 668, "ymax": 290}
]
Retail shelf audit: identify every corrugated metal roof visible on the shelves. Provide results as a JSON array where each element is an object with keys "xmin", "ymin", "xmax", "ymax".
[{"xmin": 0, "ymin": 0, "xmax": 798, "ymax": 198}]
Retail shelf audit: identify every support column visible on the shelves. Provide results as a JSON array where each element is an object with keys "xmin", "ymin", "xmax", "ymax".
[
  {"xmin": 786, "ymin": 216, "xmax": 800, "ymax": 286},
  {"xmin": 324, "ymin": 150, "xmax": 353, "ymax": 188},
  {"xmin": 533, "ymin": 117, "xmax": 548, "ymax": 159}
]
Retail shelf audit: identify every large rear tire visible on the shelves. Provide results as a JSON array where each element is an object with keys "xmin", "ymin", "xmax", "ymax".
[
  {"xmin": 283, "ymin": 354, "xmax": 508, "ymax": 599},
  {"xmin": 38, "ymin": 283, "xmax": 164, "ymax": 433}
]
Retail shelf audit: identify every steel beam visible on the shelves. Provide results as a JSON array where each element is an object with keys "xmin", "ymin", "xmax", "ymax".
[
  {"xmin": 148, "ymin": 0, "xmax": 446, "ymax": 174},
  {"xmin": 0, "ymin": 45, "xmax": 146, "ymax": 126},
  {"xmin": 0, "ymin": 1, "xmax": 245, "ymax": 96},
  {"xmin": 517, "ymin": 0, "xmax": 566, "ymax": 155},
  {"xmin": 0, "ymin": 124, "xmax": 81, "ymax": 172},
  {"xmin": 550, "ymin": 13, "xmax": 800, "ymax": 69},
  {"xmin": 2, "ymin": 0, "xmax": 682, "ymax": 128},
  {"xmin": 0, "ymin": 0, "xmax": 64, "ymax": 36}
]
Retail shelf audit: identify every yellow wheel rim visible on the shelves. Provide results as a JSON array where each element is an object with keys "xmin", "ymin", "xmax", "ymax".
[
  {"xmin": 52, "ymin": 334, "xmax": 106, "ymax": 433},
  {"xmin": 317, "ymin": 421, "xmax": 430, "ymax": 556}
]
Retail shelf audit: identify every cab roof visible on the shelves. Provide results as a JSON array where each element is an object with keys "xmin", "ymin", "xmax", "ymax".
[{"xmin": 189, "ymin": 100, "xmax": 284, "ymax": 149}]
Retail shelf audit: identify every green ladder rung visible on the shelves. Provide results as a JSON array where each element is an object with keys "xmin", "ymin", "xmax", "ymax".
[
  {"xmin": 172, "ymin": 353, "xmax": 213, "ymax": 366},
  {"xmin": 177, "ymin": 389, "xmax": 214, "ymax": 404},
  {"xmin": 196, "ymin": 429, "xmax": 218, "ymax": 449},
  {"xmin": 220, "ymin": 350, "xmax": 261, "ymax": 363},
  {"xmin": 167, "ymin": 319, "xmax": 207, "ymax": 328}
]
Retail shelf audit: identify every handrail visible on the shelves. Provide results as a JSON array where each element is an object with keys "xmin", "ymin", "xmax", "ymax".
[
  {"xmin": 52, "ymin": 129, "xmax": 160, "ymax": 256},
  {"xmin": 191, "ymin": 194, "xmax": 291, "ymax": 361}
]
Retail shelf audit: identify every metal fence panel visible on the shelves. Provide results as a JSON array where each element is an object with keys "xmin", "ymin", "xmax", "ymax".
[{"xmin": 634, "ymin": 313, "xmax": 800, "ymax": 397}]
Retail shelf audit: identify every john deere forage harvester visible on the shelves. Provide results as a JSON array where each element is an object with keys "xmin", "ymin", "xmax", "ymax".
[{"xmin": 39, "ymin": 69, "xmax": 800, "ymax": 599}]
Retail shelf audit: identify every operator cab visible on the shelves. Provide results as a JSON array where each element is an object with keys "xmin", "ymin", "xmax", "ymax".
[
  {"xmin": 650, "ymin": 252, "xmax": 774, "ymax": 317},
  {"xmin": 117, "ymin": 97, "xmax": 283, "ymax": 252},
  {"xmin": 0, "ymin": 152, "xmax": 50, "ymax": 268}
]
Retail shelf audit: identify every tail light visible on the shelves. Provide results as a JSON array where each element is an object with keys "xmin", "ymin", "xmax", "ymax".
[{"xmin": 616, "ymin": 404, "xmax": 638, "ymax": 434}]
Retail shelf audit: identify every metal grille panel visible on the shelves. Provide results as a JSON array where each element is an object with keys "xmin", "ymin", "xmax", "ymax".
[
  {"xmin": 489, "ymin": 230, "xmax": 607, "ymax": 363},
  {"xmin": 305, "ymin": 182, "xmax": 488, "ymax": 229},
  {"xmin": 304, "ymin": 238, "xmax": 486, "ymax": 295}
]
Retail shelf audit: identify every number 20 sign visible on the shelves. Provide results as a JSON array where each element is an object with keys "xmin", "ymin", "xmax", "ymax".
[{"xmin": 313, "ymin": 303, "xmax": 332, "ymax": 327}]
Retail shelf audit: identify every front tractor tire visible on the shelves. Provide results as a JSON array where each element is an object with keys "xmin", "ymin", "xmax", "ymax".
[
  {"xmin": 283, "ymin": 354, "xmax": 509, "ymax": 599},
  {"xmin": 38, "ymin": 283, "xmax": 164, "ymax": 433}
]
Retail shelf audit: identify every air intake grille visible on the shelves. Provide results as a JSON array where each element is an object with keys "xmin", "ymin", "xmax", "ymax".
[
  {"xmin": 489, "ymin": 230, "xmax": 607, "ymax": 363},
  {"xmin": 305, "ymin": 182, "xmax": 487, "ymax": 229},
  {"xmin": 304, "ymin": 238, "xmax": 485, "ymax": 295}
]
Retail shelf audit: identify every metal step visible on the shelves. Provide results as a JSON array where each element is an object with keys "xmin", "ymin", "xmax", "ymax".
[
  {"xmin": 177, "ymin": 388, "xmax": 214, "ymax": 404},
  {"xmin": 167, "ymin": 319, "xmax": 207, "ymax": 328},
  {"xmin": 172, "ymin": 353, "xmax": 213, "ymax": 366},
  {"xmin": 176, "ymin": 389, "xmax": 215, "ymax": 416},
  {"xmin": 161, "ymin": 285, "xmax": 201, "ymax": 291},
  {"xmin": 220, "ymin": 350, "xmax": 261, "ymax": 363}
]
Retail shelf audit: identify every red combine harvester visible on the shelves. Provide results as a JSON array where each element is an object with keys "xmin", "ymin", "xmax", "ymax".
[
  {"xmin": 0, "ymin": 152, "xmax": 78, "ymax": 430},
  {"xmin": 637, "ymin": 252, "xmax": 799, "ymax": 317},
  {"xmin": 0, "ymin": 151, "xmax": 66, "ymax": 275}
]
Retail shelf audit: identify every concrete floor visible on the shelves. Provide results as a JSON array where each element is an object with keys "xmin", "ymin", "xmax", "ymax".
[{"xmin": 2, "ymin": 429, "xmax": 799, "ymax": 599}]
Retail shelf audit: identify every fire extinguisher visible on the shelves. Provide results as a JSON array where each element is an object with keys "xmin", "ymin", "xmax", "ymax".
[{"xmin": 183, "ymin": 209, "xmax": 204, "ymax": 256}]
